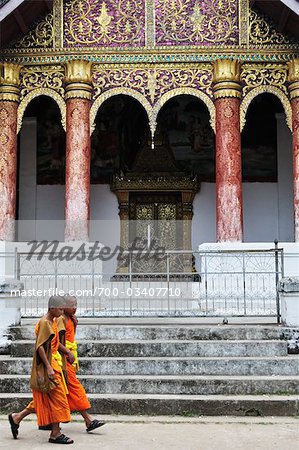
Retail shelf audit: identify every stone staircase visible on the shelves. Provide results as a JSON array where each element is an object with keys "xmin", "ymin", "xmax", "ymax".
[{"xmin": 0, "ymin": 321, "xmax": 299, "ymax": 416}]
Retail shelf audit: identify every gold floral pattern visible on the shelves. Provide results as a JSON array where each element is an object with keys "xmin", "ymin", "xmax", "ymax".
[
  {"xmin": 155, "ymin": 0, "xmax": 238, "ymax": 45},
  {"xmin": 241, "ymin": 63, "xmax": 288, "ymax": 96},
  {"xmin": 64, "ymin": 0, "xmax": 144, "ymax": 46},
  {"xmin": 92, "ymin": 64, "xmax": 213, "ymax": 104},
  {"xmin": 14, "ymin": 13, "xmax": 54, "ymax": 48},
  {"xmin": 20, "ymin": 65, "xmax": 65, "ymax": 99},
  {"xmin": 249, "ymin": 8, "xmax": 292, "ymax": 46}
]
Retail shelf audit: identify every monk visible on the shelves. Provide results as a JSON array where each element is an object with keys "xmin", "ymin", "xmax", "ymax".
[
  {"xmin": 8, "ymin": 295, "xmax": 74, "ymax": 444},
  {"xmin": 8, "ymin": 295, "xmax": 104, "ymax": 436},
  {"xmin": 60, "ymin": 294, "xmax": 104, "ymax": 432}
]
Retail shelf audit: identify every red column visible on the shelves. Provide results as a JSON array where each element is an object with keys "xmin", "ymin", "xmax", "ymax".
[
  {"xmin": 64, "ymin": 61, "xmax": 92, "ymax": 241},
  {"xmin": 213, "ymin": 60, "xmax": 243, "ymax": 242},
  {"xmin": 289, "ymin": 59, "xmax": 299, "ymax": 242},
  {"xmin": 0, "ymin": 63, "xmax": 20, "ymax": 241},
  {"xmin": 215, "ymin": 97, "xmax": 243, "ymax": 242}
]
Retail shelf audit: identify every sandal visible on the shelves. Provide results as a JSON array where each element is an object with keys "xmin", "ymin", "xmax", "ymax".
[
  {"xmin": 49, "ymin": 434, "xmax": 74, "ymax": 444},
  {"xmin": 8, "ymin": 414, "xmax": 19, "ymax": 439},
  {"xmin": 86, "ymin": 419, "xmax": 105, "ymax": 432}
]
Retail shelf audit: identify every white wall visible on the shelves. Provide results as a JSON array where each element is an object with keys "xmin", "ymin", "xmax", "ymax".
[{"xmin": 18, "ymin": 114, "xmax": 294, "ymax": 245}]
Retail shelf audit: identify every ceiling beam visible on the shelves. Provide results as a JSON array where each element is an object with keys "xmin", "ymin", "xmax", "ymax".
[{"xmin": 13, "ymin": 8, "xmax": 27, "ymax": 34}]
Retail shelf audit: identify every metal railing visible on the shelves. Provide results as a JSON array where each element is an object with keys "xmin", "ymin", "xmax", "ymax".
[{"xmin": 15, "ymin": 245, "xmax": 284, "ymax": 321}]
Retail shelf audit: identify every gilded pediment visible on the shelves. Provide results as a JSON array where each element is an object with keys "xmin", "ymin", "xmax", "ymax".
[{"xmin": 5, "ymin": 0, "xmax": 299, "ymax": 51}]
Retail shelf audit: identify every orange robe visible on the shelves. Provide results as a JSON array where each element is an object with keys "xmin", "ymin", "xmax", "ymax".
[
  {"xmin": 31, "ymin": 318, "xmax": 71, "ymax": 426},
  {"xmin": 65, "ymin": 317, "xmax": 91, "ymax": 411}
]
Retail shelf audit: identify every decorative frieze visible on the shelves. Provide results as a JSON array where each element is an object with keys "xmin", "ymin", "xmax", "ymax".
[
  {"xmin": 241, "ymin": 63, "xmax": 288, "ymax": 96},
  {"xmin": 20, "ymin": 65, "xmax": 65, "ymax": 99},
  {"xmin": 92, "ymin": 64, "xmax": 213, "ymax": 104}
]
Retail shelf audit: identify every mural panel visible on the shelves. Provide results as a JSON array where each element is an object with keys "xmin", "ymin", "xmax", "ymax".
[{"xmin": 63, "ymin": 0, "xmax": 145, "ymax": 47}]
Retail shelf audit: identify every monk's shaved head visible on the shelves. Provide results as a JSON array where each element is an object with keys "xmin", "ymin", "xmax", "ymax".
[
  {"xmin": 48, "ymin": 295, "xmax": 65, "ymax": 309},
  {"xmin": 64, "ymin": 294, "xmax": 77, "ymax": 306}
]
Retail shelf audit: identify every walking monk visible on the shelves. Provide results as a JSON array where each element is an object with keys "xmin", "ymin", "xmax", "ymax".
[
  {"xmin": 8, "ymin": 295, "xmax": 104, "ymax": 438},
  {"xmin": 8, "ymin": 295, "xmax": 74, "ymax": 444},
  {"xmin": 62, "ymin": 294, "xmax": 104, "ymax": 432}
]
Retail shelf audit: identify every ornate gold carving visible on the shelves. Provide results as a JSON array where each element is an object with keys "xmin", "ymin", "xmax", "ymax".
[
  {"xmin": 239, "ymin": 0, "xmax": 249, "ymax": 46},
  {"xmin": 0, "ymin": 63, "xmax": 21, "ymax": 102},
  {"xmin": 97, "ymin": 2, "xmax": 113, "ymax": 38},
  {"xmin": 249, "ymin": 8, "xmax": 292, "ymax": 46},
  {"xmin": 288, "ymin": 58, "xmax": 299, "ymax": 99},
  {"xmin": 240, "ymin": 86, "xmax": 292, "ymax": 132},
  {"xmin": 152, "ymin": 87, "xmax": 215, "ymax": 133},
  {"xmin": 145, "ymin": 0, "xmax": 155, "ymax": 47},
  {"xmin": 241, "ymin": 63, "xmax": 288, "ymax": 96},
  {"xmin": 53, "ymin": 0, "xmax": 64, "ymax": 48},
  {"xmin": 156, "ymin": 66, "xmax": 213, "ymax": 99},
  {"xmin": 65, "ymin": 60, "xmax": 93, "ymax": 100},
  {"xmin": 64, "ymin": 0, "xmax": 144, "ymax": 46},
  {"xmin": 112, "ymin": 174, "xmax": 199, "ymax": 191},
  {"xmin": 14, "ymin": 13, "xmax": 54, "ymax": 48},
  {"xmin": 92, "ymin": 64, "xmax": 213, "ymax": 104},
  {"xmin": 20, "ymin": 65, "xmax": 65, "ymax": 99},
  {"xmin": 156, "ymin": 0, "xmax": 238, "ymax": 45},
  {"xmin": 90, "ymin": 87, "xmax": 153, "ymax": 135},
  {"xmin": 17, "ymin": 88, "xmax": 66, "ymax": 134},
  {"xmin": 213, "ymin": 60, "xmax": 241, "ymax": 99}
]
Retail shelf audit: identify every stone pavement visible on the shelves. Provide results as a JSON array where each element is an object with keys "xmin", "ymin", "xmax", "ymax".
[{"xmin": 0, "ymin": 416, "xmax": 298, "ymax": 450}]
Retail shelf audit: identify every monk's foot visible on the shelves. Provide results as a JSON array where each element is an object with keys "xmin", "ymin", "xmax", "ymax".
[
  {"xmin": 8, "ymin": 414, "xmax": 19, "ymax": 439},
  {"xmin": 86, "ymin": 419, "xmax": 105, "ymax": 432},
  {"xmin": 11, "ymin": 413, "xmax": 20, "ymax": 425},
  {"xmin": 49, "ymin": 433, "xmax": 74, "ymax": 444}
]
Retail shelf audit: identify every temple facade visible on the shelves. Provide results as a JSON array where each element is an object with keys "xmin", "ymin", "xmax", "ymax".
[{"xmin": 0, "ymin": 0, "xmax": 299, "ymax": 247}]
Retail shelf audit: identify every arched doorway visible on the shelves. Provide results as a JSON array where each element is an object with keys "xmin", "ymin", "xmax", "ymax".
[
  {"xmin": 17, "ymin": 95, "xmax": 65, "ymax": 241},
  {"xmin": 242, "ymin": 93, "xmax": 293, "ymax": 242}
]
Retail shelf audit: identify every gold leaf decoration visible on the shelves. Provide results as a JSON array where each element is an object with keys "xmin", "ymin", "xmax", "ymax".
[
  {"xmin": 249, "ymin": 8, "xmax": 292, "ymax": 46},
  {"xmin": 20, "ymin": 65, "xmax": 65, "ymax": 99},
  {"xmin": 241, "ymin": 63, "xmax": 288, "ymax": 96},
  {"xmin": 14, "ymin": 13, "xmax": 54, "ymax": 48}
]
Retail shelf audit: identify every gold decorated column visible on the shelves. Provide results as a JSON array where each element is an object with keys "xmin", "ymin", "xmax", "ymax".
[
  {"xmin": 213, "ymin": 60, "xmax": 243, "ymax": 242},
  {"xmin": 288, "ymin": 58, "xmax": 299, "ymax": 242},
  {"xmin": 0, "ymin": 63, "xmax": 21, "ymax": 241},
  {"xmin": 64, "ymin": 60, "xmax": 92, "ymax": 241}
]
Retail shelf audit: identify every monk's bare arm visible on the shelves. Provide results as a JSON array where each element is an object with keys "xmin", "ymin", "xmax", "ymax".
[
  {"xmin": 58, "ymin": 342, "xmax": 75, "ymax": 364},
  {"xmin": 37, "ymin": 346, "xmax": 55, "ymax": 378}
]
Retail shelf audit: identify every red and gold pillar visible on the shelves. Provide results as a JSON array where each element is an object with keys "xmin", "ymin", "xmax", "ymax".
[
  {"xmin": 213, "ymin": 60, "xmax": 243, "ymax": 242},
  {"xmin": 288, "ymin": 58, "xmax": 299, "ymax": 242},
  {"xmin": 64, "ymin": 60, "xmax": 92, "ymax": 241},
  {"xmin": 0, "ymin": 63, "xmax": 20, "ymax": 241}
]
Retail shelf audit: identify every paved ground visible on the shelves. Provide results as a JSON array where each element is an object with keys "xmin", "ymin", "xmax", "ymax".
[{"xmin": 1, "ymin": 416, "xmax": 298, "ymax": 449}]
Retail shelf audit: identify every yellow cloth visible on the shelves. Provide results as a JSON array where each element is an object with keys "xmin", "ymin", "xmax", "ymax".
[
  {"xmin": 66, "ymin": 340, "xmax": 79, "ymax": 372},
  {"xmin": 52, "ymin": 351, "xmax": 68, "ymax": 395}
]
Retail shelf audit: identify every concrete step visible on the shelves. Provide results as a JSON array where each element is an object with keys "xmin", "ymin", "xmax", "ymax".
[
  {"xmin": 1, "ymin": 355, "xmax": 299, "ymax": 376},
  {"xmin": 0, "ymin": 393, "xmax": 298, "ymax": 416},
  {"xmin": 10, "ymin": 339, "xmax": 288, "ymax": 358},
  {"xmin": 8, "ymin": 325, "xmax": 289, "ymax": 341},
  {"xmin": 0, "ymin": 374, "xmax": 298, "ymax": 395}
]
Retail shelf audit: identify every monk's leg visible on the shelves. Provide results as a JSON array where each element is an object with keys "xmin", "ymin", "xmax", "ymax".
[
  {"xmin": 8, "ymin": 401, "xmax": 35, "ymax": 439},
  {"xmin": 79, "ymin": 409, "xmax": 93, "ymax": 427},
  {"xmin": 48, "ymin": 422, "xmax": 74, "ymax": 444}
]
